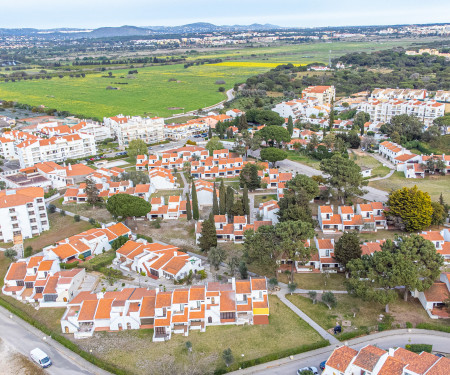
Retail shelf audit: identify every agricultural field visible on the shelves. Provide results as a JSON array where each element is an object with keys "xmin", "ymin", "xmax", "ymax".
[{"xmin": 0, "ymin": 39, "xmax": 421, "ymax": 119}]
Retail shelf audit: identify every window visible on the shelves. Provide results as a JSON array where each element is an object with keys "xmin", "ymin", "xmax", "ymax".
[
  {"xmin": 36, "ymin": 198, "xmax": 43, "ymax": 203},
  {"xmin": 31, "ymin": 226, "xmax": 38, "ymax": 230},
  {"xmin": 220, "ymin": 312, "xmax": 235, "ymax": 320},
  {"xmin": 41, "ymin": 221, "xmax": 48, "ymax": 226},
  {"xmin": 9, "ymin": 208, "xmax": 15, "ymax": 213},
  {"xmin": 12, "ymin": 224, "xmax": 19, "ymax": 229}
]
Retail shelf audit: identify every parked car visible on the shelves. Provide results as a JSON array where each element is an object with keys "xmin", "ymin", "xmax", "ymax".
[
  {"xmin": 159, "ymin": 145, "xmax": 164, "ymax": 148},
  {"xmin": 148, "ymin": 147, "xmax": 153, "ymax": 150},
  {"xmin": 297, "ymin": 367, "xmax": 318, "ymax": 375},
  {"xmin": 320, "ymin": 361, "xmax": 326, "ymax": 370},
  {"xmin": 30, "ymin": 348, "xmax": 52, "ymax": 368}
]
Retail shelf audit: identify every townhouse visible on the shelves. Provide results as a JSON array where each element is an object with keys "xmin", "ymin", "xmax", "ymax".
[
  {"xmin": 419, "ymin": 229, "xmax": 450, "ymax": 263},
  {"xmin": 412, "ymin": 273, "xmax": 450, "ymax": 319},
  {"xmin": 191, "ymin": 150, "xmax": 246, "ymax": 179},
  {"xmin": 2, "ymin": 255, "xmax": 85, "ymax": 306},
  {"xmin": 258, "ymin": 200, "xmax": 279, "ymax": 224},
  {"xmin": 301, "ymin": 86, "xmax": 336, "ymax": 105},
  {"xmin": 64, "ymin": 180, "xmax": 152, "ymax": 204},
  {"xmin": 195, "ymin": 215, "xmax": 272, "ymax": 244},
  {"xmin": 114, "ymin": 240, "xmax": 202, "ymax": 281},
  {"xmin": 88, "ymin": 166, "xmax": 125, "ymax": 184},
  {"xmin": 43, "ymin": 223, "xmax": 131, "ymax": 263},
  {"xmin": 318, "ymin": 203, "xmax": 386, "ymax": 233},
  {"xmin": 164, "ymin": 121, "xmax": 209, "ymax": 140},
  {"xmin": 358, "ymin": 98, "xmax": 445, "ymax": 127},
  {"xmin": 194, "ymin": 179, "xmax": 220, "ymax": 207},
  {"xmin": 147, "ymin": 196, "xmax": 189, "ymax": 220},
  {"xmin": 148, "ymin": 167, "xmax": 177, "ymax": 190},
  {"xmin": 323, "ymin": 344, "xmax": 450, "ymax": 375},
  {"xmin": 434, "ymin": 90, "xmax": 450, "ymax": 103},
  {"xmin": 15, "ymin": 133, "xmax": 97, "ymax": 168},
  {"xmin": 60, "ymin": 277, "xmax": 269, "ymax": 341},
  {"xmin": 68, "ymin": 121, "xmax": 113, "ymax": 143},
  {"xmin": 0, "ymin": 187, "xmax": 49, "ymax": 243},
  {"xmin": 258, "ymin": 168, "xmax": 292, "ymax": 189},
  {"xmin": 103, "ymin": 115, "xmax": 165, "ymax": 147},
  {"xmin": 371, "ymin": 88, "xmax": 428, "ymax": 100},
  {"xmin": 0, "ymin": 136, "xmax": 15, "ymax": 159}
]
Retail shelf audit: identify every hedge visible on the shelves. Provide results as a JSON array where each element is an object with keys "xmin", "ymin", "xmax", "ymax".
[
  {"xmin": 405, "ymin": 344, "xmax": 432, "ymax": 353},
  {"xmin": 416, "ymin": 323, "xmax": 450, "ymax": 333},
  {"xmin": 136, "ymin": 234, "xmax": 153, "ymax": 243},
  {"xmin": 79, "ymin": 251, "xmax": 115, "ymax": 272},
  {"xmin": 0, "ymin": 296, "xmax": 129, "ymax": 375},
  {"xmin": 60, "ymin": 261, "xmax": 79, "ymax": 269},
  {"xmin": 337, "ymin": 328, "xmax": 370, "ymax": 341},
  {"xmin": 214, "ymin": 340, "xmax": 329, "ymax": 374}
]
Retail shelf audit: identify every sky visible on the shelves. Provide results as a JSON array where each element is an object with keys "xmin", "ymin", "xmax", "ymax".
[{"xmin": 3, "ymin": 0, "xmax": 450, "ymax": 29}]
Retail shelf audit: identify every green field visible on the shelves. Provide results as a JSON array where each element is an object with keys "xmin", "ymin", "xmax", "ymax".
[{"xmin": 0, "ymin": 40, "xmax": 420, "ymax": 119}]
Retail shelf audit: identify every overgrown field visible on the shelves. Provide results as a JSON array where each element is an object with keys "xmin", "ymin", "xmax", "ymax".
[{"xmin": 0, "ymin": 40, "xmax": 419, "ymax": 119}]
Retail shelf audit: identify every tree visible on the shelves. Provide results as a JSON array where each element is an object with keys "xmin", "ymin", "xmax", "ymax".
[
  {"xmin": 112, "ymin": 235, "xmax": 129, "ymax": 250},
  {"xmin": 85, "ymin": 178, "xmax": 102, "ymax": 207},
  {"xmin": 287, "ymin": 115, "xmax": 294, "ymax": 137},
  {"xmin": 239, "ymin": 163, "xmax": 261, "ymax": 190},
  {"xmin": 198, "ymin": 217, "xmax": 217, "ymax": 252},
  {"xmin": 225, "ymin": 186, "xmax": 234, "ymax": 216},
  {"xmin": 208, "ymin": 126, "xmax": 212, "ymax": 139},
  {"xmin": 191, "ymin": 181, "xmax": 199, "ymax": 220},
  {"xmin": 334, "ymin": 232, "xmax": 362, "ymax": 270},
  {"xmin": 24, "ymin": 246, "xmax": 33, "ymax": 258},
  {"xmin": 242, "ymin": 185, "xmax": 250, "ymax": 217},
  {"xmin": 308, "ymin": 291, "xmax": 317, "ymax": 304},
  {"xmin": 275, "ymin": 221, "xmax": 315, "ymax": 283},
  {"xmin": 104, "ymin": 268, "xmax": 122, "ymax": 286},
  {"xmin": 212, "ymin": 183, "xmax": 219, "ymax": 215},
  {"xmin": 106, "ymin": 194, "xmax": 152, "ymax": 219},
  {"xmin": 222, "ymin": 348, "xmax": 234, "ymax": 368},
  {"xmin": 206, "ymin": 136, "xmax": 224, "ymax": 156},
  {"xmin": 219, "ymin": 180, "xmax": 226, "ymax": 215},
  {"xmin": 285, "ymin": 174, "xmax": 319, "ymax": 201},
  {"xmin": 48, "ymin": 204, "xmax": 56, "ymax": 213},
  {"xmin": 227, "ymin": 256, "xmax": 240, "ymax": 275},
  {"xmin": 237, "ymin": 114, "xmax": 248, "ymax": 132},
  {"xmin": 4, "ymin": 249, "xmax": 17, "ymax": 261},
  {"xmin": 322, "ymin": 291, "xmax": 337, "ymax": 309},
  {"xmin": 230, "ymin": 199, "xmax": 244, "ymax": 217},
  {"xmin": 386, "ymin": 186, "xmax": 433, "ymax": 232},
  {"xmin": 246, "ymin": 109, "xmax": 284, "ymax": 125},
  {"xmin": 320, "ymin": 153, "xmax": 366, "ymax": 204},
  {"xmin": 127, "ymin": 139, "xmax": 147, "ymax": 161},
  {"xmin": 380, "ymin": 114, "xmax": 424, "ymax": 142},
  {"xmin": 431, "ymin": 201, "xmax": 446, "ymax": 227},
  {"xmin": 186, "ymin": 193, "xmax": 192, "ymax": 221},
  {"xmin": 354, "ymin": 111, "xmax": 370, "ymax": 137},
  {"xmin": 185, "ymin": 341, "xmax": 193, "ymax": 353},
  {"xmin": 258, "ymin": 126, "xmax": 291, "ymax": 147},
  {"xmin": 287, "ymin": 282, "xmax": 298, "ymax": 295},
  {"xmin": 328, "ymin": 99, "xmax": 335, "ymax": 131},
  {"xmin": 260, "ymin": 147, "xmax": 287, "ymax": 168},
  {"xmin": 208, "ymin": 247, "xmax": 226, "ymax": 271},
  {"xmin": 269, "ymin": 278, "xmax": 279, "ymax": 290},
  {"xmin": 239, "ymin": 261, "xmax": 248, "ymax": 279},
  {"xmin": 74, "ymin": 214, "xmax": 81, "ymax": 222}
]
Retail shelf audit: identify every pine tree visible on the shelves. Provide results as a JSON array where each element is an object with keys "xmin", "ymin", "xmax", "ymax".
[
  {"xmin": 439, "ymin": 192, "xmax": 445, "ymax": 206},
  {"xmin": 287, "ymin": 115, "xmax": 294, "ymax": 136},
  {"xmin": 219, "ymin": 180, "xmax": 226, "ymax": 215},
  {"xmin": 191, "ymin": 181, "xmax": 199, "ymax": 220},
  {"xmin": 186, "ymin": 193, "xmax": 192, "ymax": 220},
  {"xmin": 328, "ymin": 99, "xmax": 335, "ymax": 131},
  {"xmin": 250, "ymin": 164, "xmax": 260, "ymax": 191},
  {"xmin": 243, "ymin": 185, "xmax": 250, "ymax": 219},
  {"xmin": 198, "ymin": 216, "xmax": 217, "ymax": 252},
  {"xmin": 226, "ymin": 186, "xmax": 234, "ymax": 216},
  {"xmin": 238, "ymin": 114, "xmax": 248, "ymax": 132},
  {"xmin": 212, "ymin": 182, "xmax": 219, "ymax": 215},
  {"xmin": 85, "ymin": 177, "xmax": 101, "ymax": 207}
]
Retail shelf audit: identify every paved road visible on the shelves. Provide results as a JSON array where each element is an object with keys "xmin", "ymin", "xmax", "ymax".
[
  {"xmin": 232, "ymin": 329, "xmax": 450, "ymax": 374},
  {"xmin": 0, "ymin": 306, "xmax": 109, "ymax": 375}
]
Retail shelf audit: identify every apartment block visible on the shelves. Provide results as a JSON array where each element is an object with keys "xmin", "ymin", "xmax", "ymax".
[
  {"xmin": 370, "ymin": 88, "xmax": 428, "ymax": 100},
  {"xmin": 148, "ymin": 196, "xmax": 189, "ymax": 220},
  {"xmin": 0, "ymin": 187, "xmax": 49, "ymax": 243},
  {"xmin": 301, "ymin": 85, "xmax": 336, "ymax": 105}
]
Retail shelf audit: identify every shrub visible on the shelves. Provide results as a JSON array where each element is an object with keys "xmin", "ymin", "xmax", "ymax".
[
  {"xmin": 44, "ymin": 188, "xmax": 58, "ymax": 199},
  {"xmin": 60, "ymin": 261, "xmax": 79, "ymax": 269},
  {"xmin": 406, "ymin": 322, "xmax": 413, "ymax": 329},
  {"xmin": 136, "ymin": 234, "xmax": 153, "ymax": 243},
  {"xmin": 48, "ymin": 204, "xmax": 56, "ymax": 213},
  {"xmin": 60, "ymin": 210, "xmax": 66, "ymax": 216},
  {"xmin": 337, "ymin": 328, "xmax": 369, "ymax": 341},
  {"xmin": 197, "ymin": 269, "xmax": 207, "ymax": 280},
  {"xmin": 24, "ymin": 246, "xmax": 33, "ymax": 258},
  {"xmin": 74, "ymin": 215, "xmax": 81, "ymax": 222},
  {"xmin": 88, "ymin": 218, "xmax": 96, "ymax": 225},
  {"xmin": 405, "ymin": 344, "xmax": 432, "ymax": 353},
  {"xmin": 416, "ymin": 323, "xmax": 450, "ymax": 333},
  {"xmin": 78, "ymin": 254, "xmax": 85, "ymax": 261}
]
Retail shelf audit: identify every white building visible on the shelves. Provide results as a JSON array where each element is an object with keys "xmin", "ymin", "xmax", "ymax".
[
  {"xmin": 69, "ymin": 121, "xmax": 113, "ymax": 143},
  {"xmin": 104, "ymin": 115, "xmax": 165, "ymax": 147},
  {"xmin": 0, "ymin": 187, "xmax": 49, "ymax": 243},
  {"xmin": 0, "ymin": 136, "xmax": 16, "ymax": 160},
  {"xmin": 301, "ymin": 86, "xmax": 336, "ymax": 105},
  {"xmin": 370, "ymin": 88, "xmax": 428, "ymax": 100},
  {"xmin": 148, "ymin": 167, "xmax": 177, "ymax": 190}
]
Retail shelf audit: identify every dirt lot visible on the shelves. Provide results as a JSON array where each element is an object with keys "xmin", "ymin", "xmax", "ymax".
[{"xmin": 0, "ymin": 338, "xmax": 44, "ymax": 375}]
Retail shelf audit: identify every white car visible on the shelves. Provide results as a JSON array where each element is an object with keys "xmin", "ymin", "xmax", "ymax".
[
  {"xmin": 30, "ymin": 348, "xmax": 52, "ymax": 368},
  {"xmin": 297, "ymin": 367, "xmax": 319, "ymax": 375}
]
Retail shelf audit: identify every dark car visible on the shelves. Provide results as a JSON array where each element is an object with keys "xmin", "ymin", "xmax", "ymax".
[{"xmin": 320, "ymin": 361, "xmax": 326, "ymax": 370}]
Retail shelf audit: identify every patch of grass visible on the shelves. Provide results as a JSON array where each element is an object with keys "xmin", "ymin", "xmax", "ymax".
[
  {"xmin": 54, "ymin": 199, "xmax": 114, "ymax": 223},
  {"xmin": 75, "ymin": 295, "xmax": 324, "ymax": 374},
  {"xmin": 278, "ymin": 272, "xmax": 347, "ymax": 291},
  {"xmin": 369, "ymin": 171, "xmax": 450, "ymax": 202},
  {"xmin": 253, "ymin": 194, "xmax": 278, "ymax": 208},
  {"xmin": 23, "ymin": 212, "xmax": 93, "ymax": 251},
  {"xmin": 358, "ymin": 229, "xmax": 404, "ymax": 242},
  {"xmin": 286, "ymin": 151, "xmax": 322, "ymax": 169},
  {"xmin": 151, "ymin": 189, "xmax": 184, "ymax": 200},
  {"xmin": 174, "ymin": 173, "xmax": 185, "ymax": 188},
  {"xmin": 80, "ymin": 250, "xmax": 116, "ymax": 272}
]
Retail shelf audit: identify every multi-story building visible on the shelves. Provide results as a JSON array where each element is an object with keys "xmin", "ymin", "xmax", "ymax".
[
  {"xmin": 0, "ymin": 136, "xmax": 16, "ymax": 160},
  {"xmin": 370, "ymin": 88, "xmax": 428, "ymax": 100},
  {"xmin": 15, "ymin": 133, "xmax": 97, "ymax": 168},
  {"xmin": 60, "ymin": 277, "xmax": 269, "ymax": 340},
  {"xmin": 104, "ymin": 115, "xmax": 165, "ymax": 147},
  {"xmin": 322, "ymin": 344, "xmax": 450, "ymax": 375},
  {"xmin": 147, "ymin": 196, "xmax": 189, "ymax": 220},
  {"xmin": 164, "ymin": 121, "xmax": 209, "ymax": 140},
  {"xmin": 434, "ymin": 90, "xmax": 450, "ymax": 103},
  {"xmin": 301, "ymin": 86, "xmax": 336, "ymax": 105},
  {"xmin": 68, "ymin": 121, "xmax": 113, "ymax": 143},
  {"xmin": 0, "ymin": 187, "xmax": 49, "ymax": 243},
  {"xmin": 358, "ymin": 98, "xmax": 445, "ymax": 127}
]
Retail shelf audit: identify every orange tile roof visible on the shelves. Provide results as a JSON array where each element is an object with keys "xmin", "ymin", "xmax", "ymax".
[
  {"xmin": 37, "ymin": 260, "xmax": 54, "ymax": 272},
  {"xmin": 189, "ymin": 286, "xmax": 205, "ymax": 301},
  {"xmin": 220, "ymin": 290, "xmax": 236, "ymax": 312},
  {"xmin": 406, "ymin": 352, "xmax": 440, "ymax": 374},
  {"xmin": 353, "ymin": 345, "xmax": 386, "ymax": 372},
  {"xmin": 426, "ymin": 357, "xmax": 450, "ymax": 375},
  {"xmin": 172, "ymin": 289, "xmax": 189, "ymax": 304},
  {"xmin": 5, "ymin": 262, "xmax": 27, "ymax": 281},
  {"xmin": 340, "ymin": 206, "xmax": 354, "ymax": 214},
  {"xmin": 139, "ymin": 296, "xmax": 156, "ymax": 317},
  {"xmin": 316, "ymin": 239, "xmax": 334, "ymax": 249},
  {"xmin": 0, "ymin": 187, "xmax": 44, "ymax": 208},
  {"xmin": 94, "ymin": 298, "xmax": 113, "ymax": 320},
  {"xmin": 320, "ymin": 206, "xmax": 333, "ymax": 214},
  {"xmin": 154, "ymin": 311, "xmax": 172, "ymax": 327},
  {"xmin": 236, "ymin": 281, "xmax": 251, "ymax": 294},
  {"xmin": 423, "ymin": 282, "xmax": 449, "ymax": 302},
  {"xmin": 378, "ymin": 356, "xmax": 406, "ymax": 375},
  {"xmin": 155, "ymin": 292, "xmax": 172, "ymax": 308},
  {"xmin": 251, "ymin": 277, "xmax": 267, "ymax": 291},
  {"xmin": 78, "ymin": 300, "xmax": 99, "ymax": 321},
  {"xmin": 361, "ymin": 241, "xmax": 383, "ymax": 256},
  {"xmin": 326, "ymin": 346, "xmax": 358, "ymax": 372},
  {"xmin": 420, "ymin": 231, "xmax": 444, "ymax": 242},
  {"xmin": 27, "ymin": 256, "xmax": 43, "ymax": 269},
  {"xmin": 68, "ymin": 291, "xmax": 98, "ymax": 305},
  {"xmin": 64, "ymin": 164, "xmax": 94, "ymax": 177}
]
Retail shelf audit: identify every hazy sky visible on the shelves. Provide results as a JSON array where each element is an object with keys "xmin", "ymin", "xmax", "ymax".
[{"xmin": 3, "ymin": 0, "xmax": 450, "ymax": 29}]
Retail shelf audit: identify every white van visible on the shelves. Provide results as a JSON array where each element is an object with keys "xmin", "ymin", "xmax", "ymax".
[{"xmin": 30, "ymin": 348, "xmax": 52, "ymax": 368}]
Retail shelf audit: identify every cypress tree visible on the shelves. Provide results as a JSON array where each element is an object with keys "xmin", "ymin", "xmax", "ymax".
[
  {"xmin": 191, "ymin": 181, "xmax": 199, "ymax": 220},
  {"xmin": 287, "ymin": 115, "xmax": 294, "ymax": 136},
  {"xmin": 186, "ymin": 193, "xmax": 192, "ymax": 220},
  {"xmin": 219, "ymin": 180, "xmax": 226, "ymax": 215},
  {"xmin": 208, "ymin": 126, "xmax": 212, "ymax": 139},
  {"xmin": 199, "ymin": 215, "xmax": 217, "ymax": 252},
  {"xmin": 212, "ymin": 182, "xmax": 219, "ymax": 215},
  {"xmin": 250, "ymin": 165, "xmax": 260, "ymax": 191},
  {"xmin": 243, "ymin": 185, "xmax": 250, "ymax": 219},
  {"xmin": 226, "ymin": 186, "xmax": 234, "ymax": 216},
  {"xmin": 328, "ymin": 98, "xmax": 335, "ymax": 131}
]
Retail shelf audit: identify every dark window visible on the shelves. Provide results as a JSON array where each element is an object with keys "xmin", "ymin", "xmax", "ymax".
[
  {"xmin": 155, "ymin": 327, "xmax": 166, "ymax": 334},
  {"xmin": 16, "ymin": 280, "xmax": 24, "ymax": 286},
  {"xmin": 44, "ymin": 294, "xmax": 57, "ymax": 302},
  {"xmin": 220, "ymin": 312, "xmax": 235, "ymax": 320}
]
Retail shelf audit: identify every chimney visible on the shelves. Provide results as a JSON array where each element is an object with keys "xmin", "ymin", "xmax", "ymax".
[
  {"xmin": 389, "ymin": 348, "xmax": 395, "ymax": 356},
  {"xmin": 173, "ymin": 251, "xmax": 177, "ymax": 257},
  {"xmin": 231, "ymin": 277, "xmax": 236, "ymax": 290},
  {"xmin": 68, "ymin": 163, "xmax": 72, "ymax": 171},
  {"xmin": 6, "ymin": 190, "xmax": 16, "ymax": 195}
]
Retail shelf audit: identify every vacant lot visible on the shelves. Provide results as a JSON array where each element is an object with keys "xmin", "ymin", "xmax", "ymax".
[
  {"xmin": 278, "ymin": 272, "xmax": 347, "ymax": 291},
  {"xmin": 76, "ymin": 295, "xmax": 324, "ymax": 374},
  {"xmin": 350, "ymin": 152, "xmax": 390, "ymax": 178},
  {"xmin": 22, "ymin": 212, "xmax": 93, "ymax": 252},
  {"xmin": 54, "ymin": 198, "xmax": 115, "ymax": 224},
  {"xmin": 369, "ymin": 172, "xmax": 450, "ymax": 202}
]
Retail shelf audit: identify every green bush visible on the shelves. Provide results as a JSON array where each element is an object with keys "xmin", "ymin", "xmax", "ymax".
[
  {"xmin": 406, "ymin": 322, "xmax": 413, "ymax": 329},
  {"xmin": 60, "ymin": 261, "xmax": 79, "ymax": 269},
  {"xmin": 24, "ymin": 246, "xmax": 33, "ymax": 258},
  {"xmin": 88, "ymin": 218, "xmax": 96, "ymax": 225},
  {"xmin": 74, "ymin": 215, "xmax": 81, "ymax": 222},
  {"xmin": 44, "ymin": 188, "xmax": 58, "ymax": 199},
  {"xmin": 80, "ymin": 250, "xmax": 115, "ymax": 272},
  {"xmin": 337, "ymin": 328, "xmax": 370, "ymax": 341},
  {"xmin": 405, "ymin": 344, "xmax": 432, "ymax": 353},
  {"xmin": 416, "ymin": 323, "xmax": 450, "ymax": 333},
  {"xmin": 136, "ymin": 234, "xmax": 153, "ymax": 243}
]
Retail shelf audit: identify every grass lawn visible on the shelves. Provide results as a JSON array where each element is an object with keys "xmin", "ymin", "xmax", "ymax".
[
  {"xmin": 286, "ymin": 151, "xmax": 322, "ymax": 169},
  {"xmin": 287, "ymin": 293, "xmax": 450, "ymax": 337},
  {"xmin": 174, "ymin": 173, "xmax": 185, "ymax": 188},
  {"xmin": 358, "ymin": 229, "xmax": 404, "ymax": 242},
  {"xmin": 349, "ymin": 152, "xmax": 390, "ymax": 178},
  {"xmin": 278, "ymin": 272, "xmax": 347, "ymax": 291},
  {"xmin": 151, "ymin": 189, "xmax": 184, "ymax": 200},
  {"xmin": 54, "ymin": 198, "xmax": 115, "ymax": 223},
  {"xmin": 369, "ymin": 171, "xmax": 450, "ymax": 202},
  {"xmin": 253, "ymin": 193, "xmax": 278, "ymax": 208},
  {"xmin": 23, "ymin": 212, "xmax": 93, "ymax": 252},
  {"xmin": 75, "ymin": 295, "xmax": 324, "ymax": 374}
]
